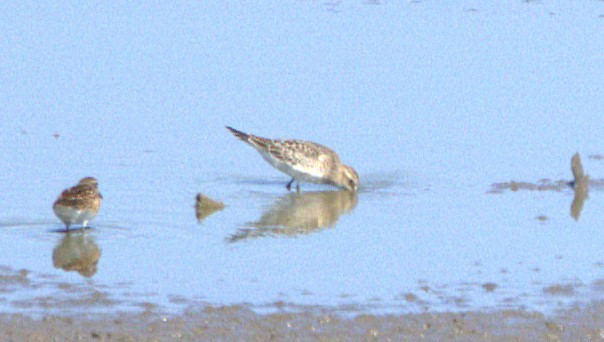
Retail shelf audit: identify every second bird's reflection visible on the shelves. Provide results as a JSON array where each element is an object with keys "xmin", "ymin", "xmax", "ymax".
[
  {"xmin": 228, "ymin": 190, "xmax": 358, "ymax": 242},
  {"xmin": 52, "ymin": 232, "xmax": 101, "ymax": 278}
]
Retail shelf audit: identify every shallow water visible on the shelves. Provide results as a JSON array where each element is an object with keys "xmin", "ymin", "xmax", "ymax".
[{"xmin": 1, "ymin": 1, "xmax": 603, "ymax": 316}]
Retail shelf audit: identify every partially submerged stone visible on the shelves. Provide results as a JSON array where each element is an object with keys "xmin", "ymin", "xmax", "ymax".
[
  {"xmin": 570, "ymin": 153, "xmax": 589, "ymax": 220},
  {"xmin": 571, "ymin": 152, "xmax": 586, "ymax": 183},
  {"xmin": 489, "ymin": 153, "xmax": 592, "ymax": 194},
  {"xmin": 488, "ymin": 153, "xmax": 595, "ymax": 221},
  {"xmin": 195, "ymin": 193, "xmax": 225, "ymax": 222}
]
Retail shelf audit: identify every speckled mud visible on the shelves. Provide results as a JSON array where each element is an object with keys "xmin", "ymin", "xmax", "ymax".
[
  {"xmin": 2, "ymin": 302, "xmax": 604, "ymax": 340},
  {"xmin": 2, "ymin": 266, "xmax": 604, "ymax": 340}
]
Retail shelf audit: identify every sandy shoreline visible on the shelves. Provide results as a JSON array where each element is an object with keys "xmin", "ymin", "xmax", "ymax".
[
  {"xmin": 3, "ymin": 265, "xmax": 604, "ymax": 340},
  {"xmin": 2, "ymin": 302, "xmax": 604, "ymax": 340}
]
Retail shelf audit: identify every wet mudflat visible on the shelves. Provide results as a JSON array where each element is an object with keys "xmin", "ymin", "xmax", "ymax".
[
  {"xmin": 2, "ymin": 302, "xmax": 604, "ymax": 340},
  {"xmin": 2, "ymin": 260, "xmax": 604, "ymax": 340}
]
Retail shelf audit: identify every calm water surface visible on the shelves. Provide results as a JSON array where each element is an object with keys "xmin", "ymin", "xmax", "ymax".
[{"xmin": 1, "ymin": 1, "xmax": 603, "ymax": 316}]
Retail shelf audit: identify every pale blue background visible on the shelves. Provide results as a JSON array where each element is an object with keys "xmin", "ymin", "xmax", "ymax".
[{"xmin": 0, "ymin": 1, "xmax": 603, "ymax": 315}]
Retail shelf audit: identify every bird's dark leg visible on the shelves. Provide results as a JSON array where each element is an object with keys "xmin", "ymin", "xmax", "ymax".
[
  {"xmin": 286, "ymin": 178, "xmax": 295, "ymax": 191},
  {"xmin": 296, "ymin": 182, "xmax": 300, "ymax": 193}
]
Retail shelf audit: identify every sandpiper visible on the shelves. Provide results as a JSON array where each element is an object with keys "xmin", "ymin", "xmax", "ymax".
[
  {"xmin": 226, "ymin": 126, "xmax": 359, "ymax": 192},
  {"xmin": 53, "ymin": 177, "xmax": 102, "ymax": 230}
]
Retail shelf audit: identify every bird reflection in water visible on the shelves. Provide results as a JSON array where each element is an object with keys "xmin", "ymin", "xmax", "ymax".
[
  {"xmin": 228, "ymin": 190, "xmax": 358, "ymax": 242},
  {"xmin": 52, "ymin": 232, "xmax": 101, "ymax": 277}
]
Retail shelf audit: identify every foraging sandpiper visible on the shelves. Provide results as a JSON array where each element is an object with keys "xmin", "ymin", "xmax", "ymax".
[{"xmin": 226, "ymin": 126, "xmax": 359, "ymax": 192}]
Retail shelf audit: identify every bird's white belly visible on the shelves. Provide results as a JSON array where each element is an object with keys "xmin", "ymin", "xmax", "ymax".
[
  {"xmin": 54, "ymin": 205, "xmax": 97, "ymax": 226},
  {"xmin": 259, "ymin": 152, "xmax": 326, "ymax": 184}
]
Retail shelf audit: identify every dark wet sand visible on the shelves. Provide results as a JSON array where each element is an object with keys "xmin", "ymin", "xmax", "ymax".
[
  {"xmin": 3, "ymin": 265, "xmax": 604, "ymax": 340},
  {"xmin": 2, "ymin": 302, "xmax": 604, "ymax": 340}
]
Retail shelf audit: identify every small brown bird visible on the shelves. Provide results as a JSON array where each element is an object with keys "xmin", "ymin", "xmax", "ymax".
[
  {"xmin": 226, "ymin": 126, "xmax": 359, "ymax": 192},
  {"xmin": 53, "ymin": 177, "xmax": 102, "ymax": 230}
]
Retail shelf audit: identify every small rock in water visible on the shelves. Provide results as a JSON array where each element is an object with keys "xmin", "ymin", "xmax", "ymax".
[
  {"xmin": 570, "ymin": 153, "xmax": 589, "ymax": 221},
  {"xmin": 571, "ymin": 152, "xmax": 587, "ymax": 184},
  {"xmin": 195, "ymin": 193, "xmax": 225, "ymax": 222}
]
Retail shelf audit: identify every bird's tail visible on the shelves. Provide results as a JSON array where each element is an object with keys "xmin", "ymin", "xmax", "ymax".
[
  {"xmin": 226, "ymin": 126, "xmax": 272, "ymax": 150},
  {"xmin": 226, "ymin": 126, "xmax": 250, "ymax": 142}
]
